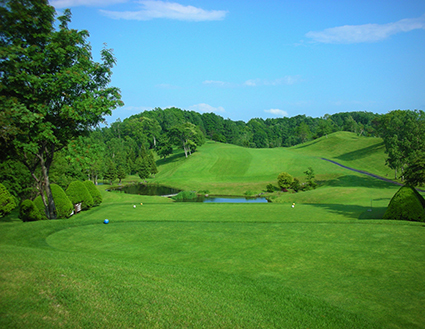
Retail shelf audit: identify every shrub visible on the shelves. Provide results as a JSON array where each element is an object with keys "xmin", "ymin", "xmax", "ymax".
[
  {"xmin": 66, "ymin": 181, "xmax": 94, "ymax": 210},
  {"xmin": 83, "ymin": 180, "xmax": 102, "ymax": 206},
  {"xmin": 0, "ymin": 183, "xmax": 16, "ymax": 217},
  {"xmin": 172, "ymin": 191, "xmax": 197, "ymax": 201},
  {"xmin": 34, "ymin": 184, "xmax": 74, "ymax": 219},
  {"xmin": 266, "ymin": 184, "xmax": 275, "ymax": 193},
  {"xmin": 19, "ymin": 199, "xmax": 42, "ymax": 222},
  {"xmin": 290, "ymin": 178, "xmax": 302, "ymax": 192},
  {"xmin": 277, "ymin": 172, "xmax": 294, "ymax": 190},
  {"xmin": 383, "ymin": 185, "xmax": 425, "ymax": 222},
  {"xmin": 51, "ymin": 184, "xmax": 74, "ymax": 218},
  {"xmin": 34, "ymin": 195, "xmax": 47, "ymax": 219}
]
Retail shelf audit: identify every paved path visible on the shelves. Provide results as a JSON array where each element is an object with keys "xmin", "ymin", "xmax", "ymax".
[{"xmin": 321, "ymin": 158, "xmax": 425, "ymax": 193}]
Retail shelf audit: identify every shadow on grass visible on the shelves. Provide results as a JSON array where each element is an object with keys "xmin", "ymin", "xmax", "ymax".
[
  {"xmin": 324, "ymin": 175, "xmax": 397, "ymax": 189},
  {"xmin": 336, "ymin": 142, "xmax": 384, "ymax": 161},
  {"xmin": 156, "ymin": 152, "xmax": 186, "ymax": 166},
  {"xmin": 0, "ymin": 208, "xmax": 21, "ymax": 223},
  {"xmin": 308, "ymin": 203, "xmax": 387, "ymax": 220}
]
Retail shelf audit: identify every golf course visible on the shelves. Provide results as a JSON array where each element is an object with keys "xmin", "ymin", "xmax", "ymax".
[{"xmin": 1, "ymin": 132, "xmax": 424, "ymax": 328}]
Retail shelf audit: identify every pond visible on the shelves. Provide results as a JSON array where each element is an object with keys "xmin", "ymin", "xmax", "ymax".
[
  {"xmin": 108, "ymin": 184, "xmax": 181, "ymax": 196},
  {"xmin": 108, "ymin": 184, "xmax": 269, "ymax": 203}
]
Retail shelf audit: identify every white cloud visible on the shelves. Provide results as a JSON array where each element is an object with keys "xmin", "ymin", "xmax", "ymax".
[
  {"xmin": 100, "ymin": 0, "xmax": 228, "ymax": 21},
  {"xmin": 306, "ymin": 14, "xmax": 425, "ymax": 44},
  {"xmin": 264, "ymin": 109, "xmax": 288, "ymax": 117},
  {"xmin": 189, "ymin": 103, "xmax": 225, "ymax": 113},
  {"xmin": 50, "ymin": 0, "xmax": 127, "ymax": 8},
  {"xmin": 244, "ymin": 76, "xmax": 300, "ymax": 87},
  {"xmin": 204, "ymin": 76, "xmax": 300, "ymax": 88}
]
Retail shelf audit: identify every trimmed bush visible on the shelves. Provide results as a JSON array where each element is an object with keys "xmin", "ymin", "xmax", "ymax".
[
  {"xmin": 0, "ymin": 183, "xmax": 16, "ymax": 217},
  {"xmin": 83, "ymin": 180, "xmax": 102, "ymax": 206},
  {"xmin": 383, "ymin": 185, "xmax": 425, "ymax": 222},
  {"xmin": 51, "ymin": 184, "xmax": 74, "ymax": 218},
  {"xmin": 34, "ymin": 195, "xmax": 47, "ymax": 219},
  {"xmin": 34, "ymin": 184, "xmax": 73, "ymax": 219},
  {"xmin": 66, "ymin": 180, "xmax": 93, "ymax": 210},
  {"xmin": 19, "ymin": 199, "xmax": 43, "ymax": 222}
]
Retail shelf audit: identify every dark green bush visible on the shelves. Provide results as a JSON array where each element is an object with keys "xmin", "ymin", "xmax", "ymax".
[
  {"xmin": 19, "ymin": 199, "xmax": 42, "ymax": 222},
  {"xmin": 83, "ymin": 180, "xmax": 102, "ymax": 206},
  {"xmin": 66, "ymin": 181, "xmax": 94, "ymax": 210},
  {"xmin": 290, "ymin": 178, "xmax": 302, "ymax": 192},
  {"xmin": 383, "ymin": 185, "xmax": 425, "ymax": 222},
  {"xmin": 266, "ymin": 184, "xmax": 275, "ymax": 193},
  {"xmin": 34, "ymin": 184, "xmax": 73, "ymax": 219},
  {"xmin": 0, "ymin": 183, "xmax": 16, "ymax": 217}
]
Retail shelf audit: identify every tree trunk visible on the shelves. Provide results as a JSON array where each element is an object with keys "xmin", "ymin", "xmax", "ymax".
[{"xmin": 39, "ymin": 150, "xmax": 57, "ymax": 219}]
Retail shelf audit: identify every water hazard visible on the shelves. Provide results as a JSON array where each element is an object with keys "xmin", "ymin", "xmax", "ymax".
[{"xmin": 109, "ymin": 184, "xmax": 268, "ymax": 203}]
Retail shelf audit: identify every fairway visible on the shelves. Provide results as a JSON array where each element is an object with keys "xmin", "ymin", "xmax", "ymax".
[{"xmin": 1, "ymin": 133, "xmax": 425, "ymax": 328}]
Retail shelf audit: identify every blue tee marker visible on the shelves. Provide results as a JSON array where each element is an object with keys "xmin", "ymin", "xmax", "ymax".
[{"xmin": 104, "ymin": 219, "xmax": 109, "ymax": 224}]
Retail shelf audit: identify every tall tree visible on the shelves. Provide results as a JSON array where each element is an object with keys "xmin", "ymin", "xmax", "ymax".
[
  {"xmin": 168, "ymin": 122, "xmax": 205, "ymax": 158},
  {"xmin": 376, "ymin": 110, "xmax": 425, "ymax": 180},
  {"xmin": 0, "ymin": 2, "xmax": 123, "ymax": 218}
]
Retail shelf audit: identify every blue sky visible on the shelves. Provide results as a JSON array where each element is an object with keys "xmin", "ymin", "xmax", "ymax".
[{"xmin": 49, "ymin": 0, "xmax": 425, "ymax": 124}]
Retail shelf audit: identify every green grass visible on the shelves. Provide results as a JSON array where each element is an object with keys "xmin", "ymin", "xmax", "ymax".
[{"xmin": 1, "ymin": 132, "xmax": 425, "ymax": 328}]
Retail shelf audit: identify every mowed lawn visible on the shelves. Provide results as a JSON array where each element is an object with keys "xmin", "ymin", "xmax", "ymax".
[{"xmin": 1, "ymin": 132, "xmax": 425, "ymax": 328}]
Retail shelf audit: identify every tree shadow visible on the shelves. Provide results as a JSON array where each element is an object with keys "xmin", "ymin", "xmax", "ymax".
[
  {"xmin": 335, "ymin": 142, "xmax": 384, "ymax": 161},
  {"xmin": 324, "ymin": 174, "xmax": 398, "ymax": 189},
  {"xmin": 156, "ymin": 152, "xmax": 186, "ymax": 166},
  {"xmin": 308, "ymin": 203, "xmax": 387, "ymax": 220}
]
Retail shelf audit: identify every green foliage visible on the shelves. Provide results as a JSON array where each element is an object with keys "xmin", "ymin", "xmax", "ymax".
[
  {"xmin": 290, "ymin": 178, "xmax": 302, "ymax": 192},
  {"xmin": 0, "ymin": 183, "xmax": 17, "ymax": 217},
  {"xmin": 116, "ymin": 166, "xmax": 127, "ymax": 184},
  {"xmin": 404, "ymin": 155, "xmax": 425, "ymax": 187},
  {"xmin": 83, "ymin": 181, "xmax": 102, "ymax": 206},
  {"xmin": 33, "ymin": 196, "xmax": 47, "ymax": 219},
  {"xmin": 0, "ymin": 3, "xmax": 123, "ymax": 218},
  {"xmin": 383, "ymin": 185, "xmax": 425, "ymax": 222},
  {"xmin": 66, "ymin": 181, "xmax": 94, "ymax": 210},
  {"xmin": 171, "ymin": 191, "xmax": 197, "ymax": 201},
  {"xmin": 277, "ymin": 172, "xmax": 294, "ymax": 190},
  {"xmin": 51, "ymin": 184, "xmax": 74, "ymax": 218},
  {"xmin": 19, "ymin": 199, "xmax": 42, "ymax": 222},
  {"xmin": 266, "ymin": 184, "xmax": 275, "ymax": 193},
  {"xmin": 103, "ymin": 161, "xmax": 117, "ymax": 185},
  {"xmin": 34, "ymin": 184, "xmax": 73, "ymax": 219},
  {"xmin": 135, "ymin": 156, "xmax": 150, "ymax": 180}
]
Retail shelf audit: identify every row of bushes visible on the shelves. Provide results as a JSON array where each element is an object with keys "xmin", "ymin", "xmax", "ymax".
[{"xmin": 19, "ymin": 180, "xmax": 102, "ymax": 222}]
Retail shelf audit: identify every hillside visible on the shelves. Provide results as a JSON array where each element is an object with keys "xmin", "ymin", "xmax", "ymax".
[{"xmin": 153, "ymin": 131, "xmax": 395, "ymax": 197}]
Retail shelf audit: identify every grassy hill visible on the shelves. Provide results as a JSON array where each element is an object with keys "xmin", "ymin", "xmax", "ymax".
[
  {"xmin": 1, "ymin": 131, "xmax": 425, "ymax": 328},
  {"xmin": 155, "ymin": 132, "xmax": 391, "ymax": 194}
]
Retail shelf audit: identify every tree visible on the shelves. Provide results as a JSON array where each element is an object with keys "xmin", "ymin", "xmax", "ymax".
[
  {"xmin": 135, "ymin": 156, "xmax": 150, "ymax": 180},
  {"xmin": 383, "ymin": 185, "xmax": 425, "ymax": 222},
  {"xmin": 404, "ymin": 155, "xmax": 425, "ymax": 187},
  {"xmin": 0, "ymin": 183, "xmax": 16, "ymax": 217},
  {"xmin": 0, "ymin": 2, "xmax": 123, "ymax": 219},
  {"xmin": 168, "ymin": 122, "xmax": 205, "ymax": 158},
  {"xmin": 376, "ymin": 110, "xmax": 425, "ymax": 180},
  {"xmin": 277, "ymin": 172, "xmax": 294, "ymax": 191},
  {"xmin": 116, "ymin": 165, "xmax": 127, "ymax": 184},
  {"xmin": 304, "ymin": 167, "xmax": 317, "ymax": 189}
]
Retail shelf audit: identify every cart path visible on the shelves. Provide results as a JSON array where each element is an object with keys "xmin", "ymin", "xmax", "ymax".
[{"xmin": 321, "ymin": 158, "xmax": 425, "ymax": 193}]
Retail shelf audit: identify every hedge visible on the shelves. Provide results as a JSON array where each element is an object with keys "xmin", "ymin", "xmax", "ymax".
[
  {"xmin": 383, "ymin": 185, "xmax": 425, "ymax": 222},
  {"xmin": 83, "ymin": 180, "xmax": 102, "ymax": 206},
  {"xmin": 19, "ymin": 199, "xmax": 43, "ymax": 222},
  {"xmin": 66, "ymin": 180, "xmax": 93, "ymax": 210},
  {"xmin": 34, "ymin": 184, "xmax": 73, "ymax": 219}
]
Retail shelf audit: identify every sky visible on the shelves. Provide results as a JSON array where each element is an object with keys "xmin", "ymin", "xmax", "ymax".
[{"xmin": 48, "ymin": 0, "xmax": 425, "ymax": 124}]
